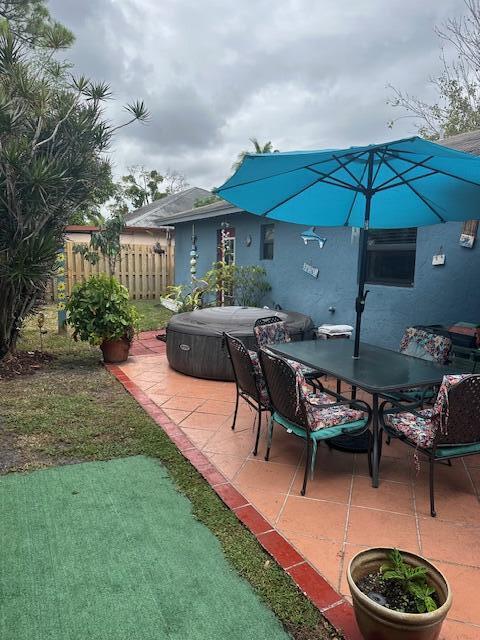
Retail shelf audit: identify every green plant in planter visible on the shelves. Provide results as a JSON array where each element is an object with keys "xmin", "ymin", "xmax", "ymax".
[
  {"xmin": 381, "ymin": 549, "xmax": 437, "ymax": 613},
  {"xmin": 66, "ymin": 275, "xmax": 140, "ymax": 345}
]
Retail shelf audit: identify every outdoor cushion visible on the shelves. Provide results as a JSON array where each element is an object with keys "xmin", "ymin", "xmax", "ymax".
[
  {"xmin": 399, "ymin": 327, "xmax": 452, "ymax": 365},
  {"xmin": 249, "ymin": 349, "xmax": 317, "ymax": 388},
  {"xmin": 385, "ymin": 408, "xmax": 438, "ymax": 448},
  {"xmin": 273, "ymin": 410, "xmax": 367, "ymax": 441},
  {"xmin": 244, "ymin": 350, "xmax": 269, "ymax": 406},
  {"xmin": 254, "ymin": 321, "xmax": 291, "ymax": 348},
  {"xmin": 304, "ymin": 394, "xmax": 366, "ymax": 431}
]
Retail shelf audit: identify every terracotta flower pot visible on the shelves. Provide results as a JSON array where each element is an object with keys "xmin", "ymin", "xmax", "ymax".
[
  {"xmin": 100, "ymin": 337, "xmax": 131, "ymax": 363},
  {"xmin": 347, "ymin": 548, "xmax": 451, "ymax": 640}
]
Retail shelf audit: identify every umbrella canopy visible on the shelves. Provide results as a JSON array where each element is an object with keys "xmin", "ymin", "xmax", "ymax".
[{"xmin": 216, "ymin": 136, "xmax": 480, "ymax": 356}]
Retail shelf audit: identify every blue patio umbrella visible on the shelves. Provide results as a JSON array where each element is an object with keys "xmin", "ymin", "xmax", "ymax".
[{"xmin": 215, "ymin": 136, "xmax": 480, "ymax": 357}]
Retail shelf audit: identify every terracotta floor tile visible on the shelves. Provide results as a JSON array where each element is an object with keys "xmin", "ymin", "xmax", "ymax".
[
  {"xmin": 161, "ymin": 407, "xmax": 191, "ymax": 423},
  {"xmin": 204, "ymin": 428, "xmax": 256, "ymax": 457},
  {"xmin": 197, "ymin": 399, "xmax": 236, "ymax": 415},
  {"xmin": 257, "ymin": 530, "xmax": 304, "ymax": 568},
  {"xmin": 162, "ymin": 396, "xmax": 205, "ymax": 412},
  {"xmin": 290, "ymin": 459, "xmax": 353, "ymax": 504},
  {"xmin": 287, "ymin": 562, "xmax": 341, "ymax": 610},
  {"xmin": 134, "ymin": 370, "xmax": 168, "ymax": 383},
  {"xmin": 287, "ymin": 533, "xmax": 344, "ymax": 589},
  {"xmin": 234, "ymin": 504, "xmax": 272, "ymax": 535},
  {"xmin": 180, "ymin": 427, "xmax": 216, "ymax": 449},
  {"xmin": 278, "ymin": 496, "xmax": 348, "ymax": 541},
  {"xmin": 463, "ymin": 454, "xmax": 480, "ymax": 469},
  {"xmin": 435, "ymin": 562, "xmax": 480, "ymax": 627},
  {"xmin": 208, "ymin": 453, "xmax": 247, "ymax": 480},
  {"xmin": 419, "ymin": 518, "xmax": 480, "ymax": 567},
  {"xmin": 146, "ymin": 392, "xmax": 171, "ymax": 406},
  {"xmin": 415, "ymin": 483, "xmax": 480, "ymax": 525},
  {"xmin": 441, "ymin": 619, "xmax": 480, "ymax": 639},
  {"xmin": 236, "ymin": 487, "xmax": 287, "ymax": 525},
  {"xmin": 213, "ymin": 483, "xmax": 249, "ymax": 510},
  {"xmin": 347, "ymin": 507, "xmax": 419, "ymax": 551},
  {"xmin": 179, "ymin": 411, "xmax": 229, "ymax": 430},
  {"xmin": 356, "ymin": 453, "xmax": 413, "ymax": 484},
  {"xmin": 235, "ymin": 459, "xmax": 297, "ymax": 494},
  {"xmin": 351, "ymin": 475, "xmax": 415, "ymax": 515}
]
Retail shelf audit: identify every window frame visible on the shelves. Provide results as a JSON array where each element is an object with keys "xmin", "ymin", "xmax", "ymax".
[
  {"xmin": 260, "ymin": 223, "xmax": 275, "ymax": 260},
  {"xmin": 364, "ymin": 228, "xmax": 417, "ymax": 288}
]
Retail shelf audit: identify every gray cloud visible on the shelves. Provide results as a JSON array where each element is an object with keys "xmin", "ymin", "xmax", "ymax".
[{"xmin": 50, "ymin": 0, "xmax": 465, "ymax": 189}]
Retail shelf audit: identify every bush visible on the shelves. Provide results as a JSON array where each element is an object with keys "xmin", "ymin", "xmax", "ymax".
[
  {"xmin": 66, "ymin": 275, "xmax": 140, "ymax": 345},
  {"xmin": 234, "ymin": 265, "xmax": 271, "ymax": 307}
]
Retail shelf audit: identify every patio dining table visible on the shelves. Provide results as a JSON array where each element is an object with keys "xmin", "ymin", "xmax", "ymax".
[{"xmin": 268, "ymin": 339, "xmax": 461, "ymax": 488}]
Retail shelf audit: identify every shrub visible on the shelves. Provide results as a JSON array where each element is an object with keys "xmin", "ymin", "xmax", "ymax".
[{"xmin": 66, "ymin": 275, "xmax": 139, "ymax": 345}]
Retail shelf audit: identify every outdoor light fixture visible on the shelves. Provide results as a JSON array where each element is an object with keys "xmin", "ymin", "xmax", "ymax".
[{"xmin": 301, "ymin": 227, "xmax": 326, "ymax": 248}]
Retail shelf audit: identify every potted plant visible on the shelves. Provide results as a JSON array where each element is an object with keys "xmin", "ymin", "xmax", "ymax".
[
  {"xmin": 347, "ymin": 548, "xmax": 451, "ymax": 640},
  {"xmin": 66, "ymin": 274, "xmax": 140, "ymax": 363}
]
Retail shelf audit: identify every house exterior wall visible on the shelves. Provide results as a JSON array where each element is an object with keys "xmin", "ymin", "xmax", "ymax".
[{"xmin": 174, "ymin": 212, "xmax": 480, "ymax": 349}]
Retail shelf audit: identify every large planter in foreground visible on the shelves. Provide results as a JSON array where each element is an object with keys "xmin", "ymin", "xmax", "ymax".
[
  {"xmin": 347, "ymin": 548, "xmax": 451, "ymax": 640},
  {"xmin": 100, "ymin": 337, "xmax": 131, "ymax": 363}
]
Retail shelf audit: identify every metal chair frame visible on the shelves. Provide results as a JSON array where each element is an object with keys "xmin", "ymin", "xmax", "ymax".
[
  {"xmin": 223, "ymin": 332, "xmax": 270, "ymax": 456},
  {"xmin": 258, "ymin": 348, "xmax": 372, "ymax": 496},
  {"xmin": 379, "ymin": 374, "xmax": 480, "ymax": 517}
]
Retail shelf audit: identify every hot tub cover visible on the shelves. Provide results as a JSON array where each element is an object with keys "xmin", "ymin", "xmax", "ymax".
[{"xmin": 167, "ymin": 306, "xmax": 314, "ymax": 337}]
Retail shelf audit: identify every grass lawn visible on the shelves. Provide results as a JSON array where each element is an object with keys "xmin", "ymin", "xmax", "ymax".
[
  {"xmin": 132, "ymin": 299, "xmax": 174, "ymax": 331},
  {"xmin": 0, "ymin": 304, "xmax": 340, "ymax": 640}
]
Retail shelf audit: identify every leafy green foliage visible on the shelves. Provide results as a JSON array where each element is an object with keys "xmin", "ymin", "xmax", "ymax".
[
  {"xmin": 73, "ymin": 211, "xmax": 126, "ymax": 272},
  {"xmin": 0, "ymin": 0, "xmax": 74, "ymax": 47},
  {"xmin": 162, "ymin": 281, "xmax": 210, "ymax": 312},
  {"xmin": 388, "ymin": 1, "xmax": 480, "ymax": 139},
  {"xmin": 194, "ymin": 194, "xmax": 221, "ymax": 208},
  {"xmin": 0, "ymin": 19, "xmax": 148, "ymax": 358},
  {"xmin": 66, "ymin": 275, "xmax": 140, "ymax": 345},
  {"xmin": 234, "ymin": 265, "xmax": 272, "ymax": 307},
  {"xmin": 114, "ymin": 166, "xmax": 188, "ymax": 211},
  {"xmin": 233, "ymin": 138, "xmax": 278, "ymax": 171},
  {"xmin": 380, "ymin": 549, "xmax": 438, "ymax": 613}
]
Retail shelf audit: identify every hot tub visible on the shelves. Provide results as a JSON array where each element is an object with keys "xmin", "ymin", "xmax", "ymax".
[{"xmin": 166, "ymin": 306, "xmax": 315, "ymax": 381}]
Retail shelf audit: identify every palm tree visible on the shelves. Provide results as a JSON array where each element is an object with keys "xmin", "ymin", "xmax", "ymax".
[{"xmin": 232, "ymin": 138, "xmax": 277, "ymax": 170}]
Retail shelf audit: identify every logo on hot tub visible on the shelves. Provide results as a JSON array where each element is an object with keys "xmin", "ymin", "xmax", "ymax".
[{"xmin": 179, "ymin": 344, "xmax": 191, "ymax": 351}]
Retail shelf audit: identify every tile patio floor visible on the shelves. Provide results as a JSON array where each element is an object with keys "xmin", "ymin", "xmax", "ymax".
[{"xmin": 120, "ymin": 332, "xmax": 480, "ymax": 640}]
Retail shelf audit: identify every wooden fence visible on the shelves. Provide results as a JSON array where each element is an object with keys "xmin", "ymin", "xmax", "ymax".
[{"xmin": 48, "ymin": 240, "xmax": 174, "ymax": 301}]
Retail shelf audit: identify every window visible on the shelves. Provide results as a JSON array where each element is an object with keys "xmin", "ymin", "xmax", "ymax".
[
  {"xmin": 365, "ymin": 228, "xmax": 417, "ymax": 287},
  {"xmin": 261, "ymin": 223, "xmax": 274, "ymax": 260}
]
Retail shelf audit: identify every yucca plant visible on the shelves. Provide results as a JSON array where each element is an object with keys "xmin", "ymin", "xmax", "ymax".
[{"xmin": 0, "ymin": 17, "xmax": 148, "ymax": 358}]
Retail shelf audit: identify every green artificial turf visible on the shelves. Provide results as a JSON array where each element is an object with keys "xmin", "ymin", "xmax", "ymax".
[{"xmin": 0, "ymin": 456, "xmax": 290, "ymax": 640}]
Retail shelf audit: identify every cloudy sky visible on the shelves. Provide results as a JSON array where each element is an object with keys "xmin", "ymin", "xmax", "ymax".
[{"xmin": 50, "ymin": 0, "xmax": 465, "ymax": 190}]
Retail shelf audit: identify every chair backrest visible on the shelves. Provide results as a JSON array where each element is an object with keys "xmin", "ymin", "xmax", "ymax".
[
  {"xmin": 435, "ymin": 374, "xmax": 480, "ymax": 446},
  {"xmin": 258, "ymin": 348, "xmax": 308, "ymax": 430},
  {"xmin": 254, "ymin": 317, "xmax": 291, "ymax": 349},
  {"xmin": 223, "ymin": 332, "xmax": 259, "ymax": 400},
  {"xmin": 399, "ymin": 327, "xmax": 452, "ymax": 365}
]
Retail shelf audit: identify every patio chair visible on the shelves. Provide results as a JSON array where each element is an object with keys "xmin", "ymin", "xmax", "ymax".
[
  {"xmin": 252, "ymin": 316, "xmax": 324, "ymax": 389},
  {"xmin": 379, "ymin": 374, "xmax": 480, "ymax": 517},
  {"xmin": 223, "ymin": 332, "xmax": 270, "ymax": 457},
  {"xmin": 258, "ymin": 348, "xmax": 371, "ymax": 496}
]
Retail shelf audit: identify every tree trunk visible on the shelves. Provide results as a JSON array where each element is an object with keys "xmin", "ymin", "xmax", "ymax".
[{"xmin": 0, "ymin": 279, "xmax": 44, "ymax": 359}]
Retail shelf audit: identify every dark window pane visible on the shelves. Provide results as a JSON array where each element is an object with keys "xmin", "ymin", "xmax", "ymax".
[
  {"xmin": 261, "ymin": 224, "xmax": 274, "ymax": 260},
  {"xmin": 365, "ymin": 228, "xmax": 416, "ymax": 287}
]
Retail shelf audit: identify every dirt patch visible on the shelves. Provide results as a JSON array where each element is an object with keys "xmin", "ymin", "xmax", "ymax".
[
  {"xmin": 0, "ymin": 350, "xmax": 55, "ymax": 380},
  {"xmin": 0, "ymin": 429, "xmax": 79, "ymax": 475}
]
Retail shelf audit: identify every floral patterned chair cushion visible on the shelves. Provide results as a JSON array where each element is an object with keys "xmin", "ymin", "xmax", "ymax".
[
  {"xmin": 384, "ymin": 374, "xmax": 472, "ymax": 448},
  {"xmin": 249, "ymin": 349, "xmax": 317, "ymax": 386},
  {"xmin": 399, "ymin": 327, "xmax": 452, "ymax": 365},
  {"xmin": 304, "ymin": 394, "xmax": 366, "ymax": 432},
  {"xmin": 254, "ymin": 321, "xmax": 291, "ymax": 348}
]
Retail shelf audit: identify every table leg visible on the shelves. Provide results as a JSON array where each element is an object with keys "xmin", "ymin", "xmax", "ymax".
[
  {"xmin": 336, "ymin": 379, "xmax": 341, "ymax": 394},
  {"xmin": 372, "ymin": 393, "xmax": 379, "ymax": 488},
  {"xmin": 351, "ymin": 385, "xmax": 357, "ymax": 400}
]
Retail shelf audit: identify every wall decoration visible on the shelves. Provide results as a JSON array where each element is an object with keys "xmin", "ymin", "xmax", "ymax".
[
  {"xmin": 301, "ymin": 226, "xmax": 326, "ymax": 248},
  {"xmin": 190, "ymin": 223, "xmax": 198, "ymax": 281},
  {"xmin": 303, "ymin": 262, "xmax": 319, "ymax": 278},
  {"xmin": 460, "ymin": 220, "xmax": 478, "ymax": 248},
  {"xmin": 245, "ymin": 234, "xmax": 252, "ymax": 247}
]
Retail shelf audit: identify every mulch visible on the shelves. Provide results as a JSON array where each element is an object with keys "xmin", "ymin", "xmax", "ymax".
[{"xmin": 0, "ymin": 350, "xmax": 55, "ymax": 381}]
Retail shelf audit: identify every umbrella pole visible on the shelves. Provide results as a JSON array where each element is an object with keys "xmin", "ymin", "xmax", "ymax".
[{"xmin": 353, "ymin": 152, "xmax": 375, "ymax": 359}]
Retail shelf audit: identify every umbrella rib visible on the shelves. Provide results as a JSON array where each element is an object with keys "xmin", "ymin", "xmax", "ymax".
[
  {"xmin": 331, "ymin": 152, "xmax": 369, "ymax": 189},
  {"xmin": 375, "ymin": 155, "xmax": 435, "ymax": 189},
  {"xmin": 382, "ymin": 149, "xmax": 480, "ymax": 188},
  {"xmin": 218, "ymin": 149, "xmax": 369, "ymax": 193},
  {"xmin": 260, "ymin": 178, "xmax": 325, "ymax": 216},
  {"xmin": 304, "ymin": 167, "xmax": 362, "ymax": 191},
  {"xmin": 381, "ymin": 156, "xmax": 446, "ymax": 223},
  {"xmin": 376, "ymin": 170, "xmax": 439, "ymax": 192}
]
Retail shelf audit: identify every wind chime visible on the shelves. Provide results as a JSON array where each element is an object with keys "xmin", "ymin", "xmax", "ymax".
[{"xmin": 190, "ymin": 223, "xmax": 198, "ymax": 282}]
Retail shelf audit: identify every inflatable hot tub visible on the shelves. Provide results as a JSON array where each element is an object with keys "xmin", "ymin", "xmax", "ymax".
[{"xmin": 166, "ymin": 306, "xmax": 315, "ymax": 381}]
